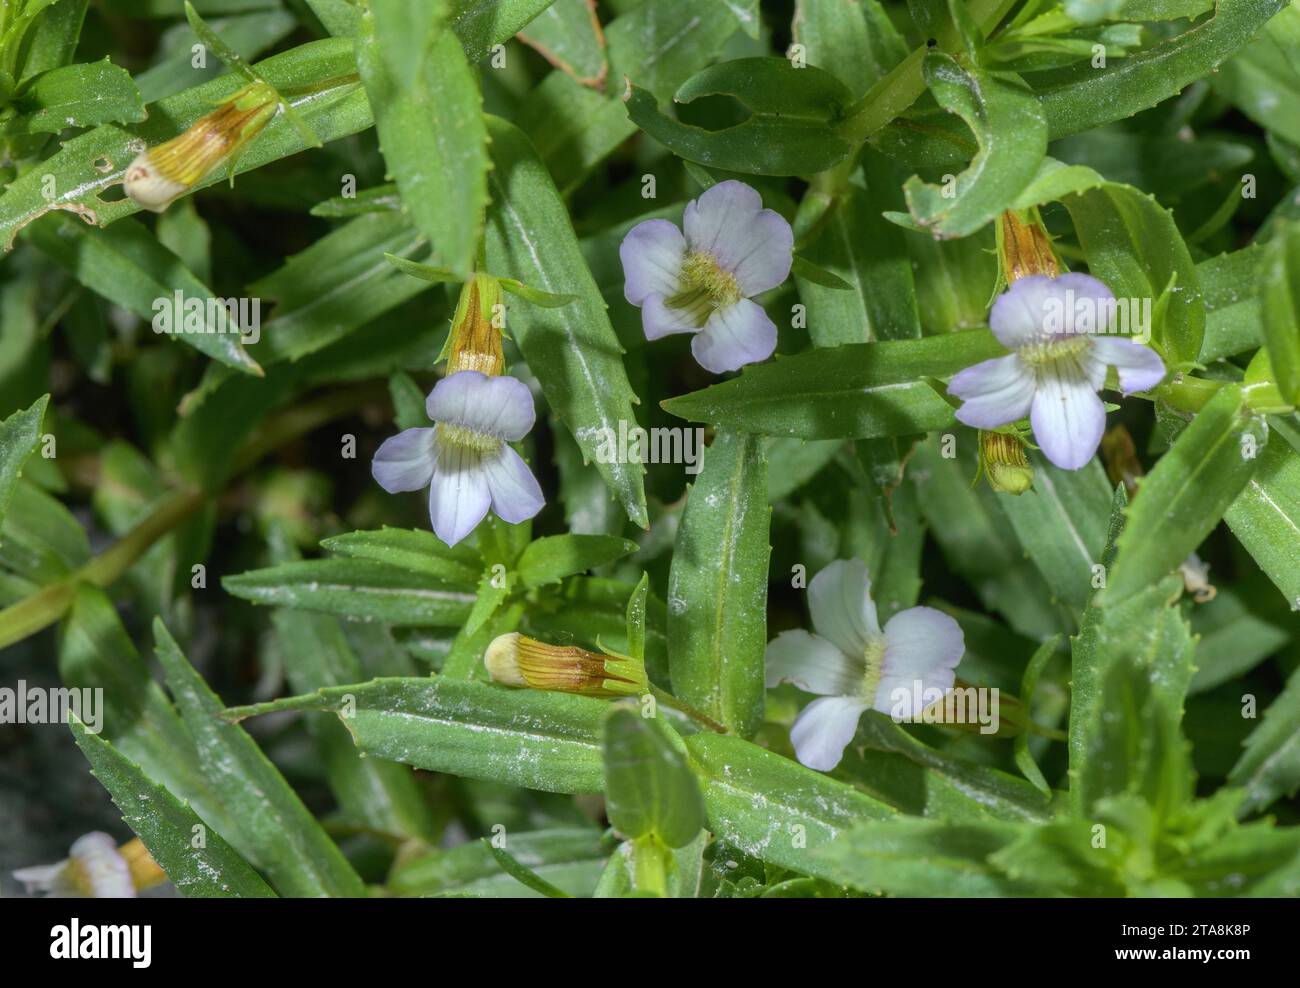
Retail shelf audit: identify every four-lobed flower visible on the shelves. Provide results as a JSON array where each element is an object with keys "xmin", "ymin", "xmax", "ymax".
[
  {"xmin": 949, "ymin": 273, "xmax": 1166, "ymax": 470},
  {"xmin": 620, "ymin": 180, "xmax": 793, "ymax": 374},
  {"xmin": 766, "ymin": 559, "xmax": 965, "ymax": 772}
]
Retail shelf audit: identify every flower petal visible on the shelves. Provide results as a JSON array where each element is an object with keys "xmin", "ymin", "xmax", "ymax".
[
  {"xmin": 371, "ymin": 427, "xmax": 437, "ymax": 493},
  {"xmin": 481, "ymin": 445, "xmax": 545, "ymax": 524},
  {"xmin": 641, "ymin": 293, "xmax": 701, "ymax": 341},
  {"xmin": 620, "ymin": 219, "xmax": 687, "ymax": 305},
  {"xmin": 1091, "ymin": 336, "xmax": 1166, "ymax": 394},
  {"xmin": 789, "ymin": 695, "xmax": 868, "ymax": 771},
  {"xmin": 809, "ymin": 558, "xmax": 881, "ymax": 658},
  {"xmin": 683, "ymin": 181, "xmax": 794, "ymax": 296},
  {"xmin": 427, "ymin": 441, "xmax": 491, "ymax": 546},
  {"xmin": 1030, "ymin": 361, "xmax": 1107, "ymax": 470},
  {"xmin": 874, "ymin": 606, "xmax": 964, "ymax": 716},
  {"xmin": 950, "ymin": 354, "xmax": 1035, "ymax": 429},
  {"xmin": 765, "ymin": 629, "xmax": 862, "ymax": 695},
  {"xmin": 426, "ymin": 370, "xmax": 536, "ymax": 441},
  {"xmin": 988, "ymin": 275, "xmax": 1063, "ymax": 347},
  {"xmin": 691, "ymin": 298, "xmax": 777, "ymax": 373}
]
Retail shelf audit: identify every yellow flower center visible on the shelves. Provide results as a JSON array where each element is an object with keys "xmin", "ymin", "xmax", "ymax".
[
  {"xmin": 861, "ymin": 635, "xmax": 886, "ymax": 705},
  {"xmin": 436, "ymin": 423, "xmax": 503, "ymax": 455},
  {"xmin": 665, "ymin": 251, "xmax": 742, "ymax": 327},
  {"xmin": 1017, "ymin": 334, "xmax": 1092, "ymax": 369}
]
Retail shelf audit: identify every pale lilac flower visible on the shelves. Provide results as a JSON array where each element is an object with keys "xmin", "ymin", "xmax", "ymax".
[
  {"xmin": 13, "ymin": 832, "xmax": 135, "ymax": 898},
  {"xmin": 372, "ymin": 370, "xmax": 544, "ymax": 546},
  {"xmin": 766, "ymin": 559, "xmax": 964, "ymax": 772},
  {"xmin": 620, "ymin": 180, "xmax": 793, "ymax": 374},
  {"xmin": 949, "ymin": 273, "xmax": 1166, "ymax": 470}
]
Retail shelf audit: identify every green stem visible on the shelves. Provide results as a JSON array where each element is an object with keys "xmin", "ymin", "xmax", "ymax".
[
  {"xmin": 649, "ymin": 684, "xmax": 727, "ymax": 734},
  {"xmin": 632, "ymin": 834, "xmax": 670, "ymax": 897},
  {"xmin": 0, "ymin": 382, "xmax": 387, "ymax": 652},
  {"xmin": 1156, "ymin": 374, "xmax": 1227, "ymax": 414}
]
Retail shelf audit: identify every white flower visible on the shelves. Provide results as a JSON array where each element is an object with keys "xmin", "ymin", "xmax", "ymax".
[
  {"xmin": 948, "ymin": 273, "xmax": 1167, "ymax": 470},
  {"xmin": 371, "ymin": 370, "xmax": 544, "ymax": 546},
  {"xmin": 620, "ymin": 180, "xmax": 793, "ymax": 374},
  {"xmin": 12, "ymin": 832, "xmax": 135, "ymax": 898},
  {"xmin": 766, "ymin": 559, "xmax": 965, "ymax": 772}
]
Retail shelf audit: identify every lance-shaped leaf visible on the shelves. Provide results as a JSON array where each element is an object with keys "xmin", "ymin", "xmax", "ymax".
[
  {"xmin": 667, "ymin": 429, "xmax": 770, "ymax": 738},
  {"xmin": 320, "ymin": 527, "xmax": 482, "ymax": 585},
  {"xmin": 517, "ymin": 534, "xmax": 638, "ymax": 589},
  {"xmin": 10, "ymin": 59, "xmax": 145, "ymax": 134},
  {"xmin": 662, "ymin": 331, "xmax": 1003, "ymax": 440},
  {"xmin": 1104, "ymin": 385, "xmax": 1265, "ymax": 603},
  {"xmin": 154, "ymin": 621, "xmax": 365, "ymax": 897},
  {"xmin": 1225, "ymin": 438, "xmax": 1300, "ymax": 608},
  {"xmin": 223, "ymin": 558, "xmax": 477, "ymax": 626},
  {"xmin": 0, "ymin": 395, "xmax": 47, "ymax": 533},
  {"xmin": 624, "ymin": 58, "xmax": 854, "ymax": 176},
  {"xmin": 1258, "ymin": 219, "xmax": 1300, "ymax": 407},
  {"xmin": 229, "ymin": 678, "xmax": 609, "ymax": 795},
  {"xmin": 1229, "ymin": 664, "xmax": 1300, "ymax": 816},
  {"xmin": 451, "ymin": 0, "xmax": 559, "ymax": 62},
  {"xmin": 685, "ymin": 733, "xmax": 894, "ymax": 875},
  {"xmin": 900, "ymin": 53, "xmax": 1047, "ymax": 239},
  {"xmin": 483, "ymin": 115, "xmax": 647, "ymax": 527},
  {"xmin": 69, "ymin": 719, "xmax": 277, "ymax": 898},
  {"xmin": 390, "ymin": 827, "xmax": 609, "ymax": 898},
  {"xmin": 0, "ymin": 38, "xmax": 369, "ymax": 252},
  {"xmin": 603, "ymin": 706, "xmax": 706, "ymax": 848},
  {"xmin": 1035, "ymin": 0, "xmax": 1288, "ymax": 140},
  {"xmin": 357, "ymin": 0, "xmax": 487, "ymax": 279}
]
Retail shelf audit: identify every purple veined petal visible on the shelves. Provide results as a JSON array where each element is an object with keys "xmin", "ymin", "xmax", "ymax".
[
  {"xmin": 1091, "ymin": 336, "xmax": 1167, "ymax": 394},
  {"xmin": 809, "ymin": 558, "xmax": 881, "ymax": 658},
  {"xmin": 873, "ymin": 605, "xmax": 964, "ymax": 716},
  {"xmin": 950, "ymin": 354, "xmax": 1035, "ymax": 429},
  {"xmin": 683, "ymin": 180, "xmax": 764, "ymax": 257},
  {"xmin": 620, "ymin": 219, "xmax": 687, "ymax": 305},
  {"xmin": 427, "ymin": 440, "xmax": 492, "ymax": 546},
  {"xmin": 371, "ymin": 427, "xmax": 437, "ymax": 493},
  {"xmin": 480, "ymin": 445, "xmax": 545, "ymax": 525},
  {"xmin": 765, "ymin": 629, "xmax": 863, "ymax": 695},
  {"xmin": 641, "ymin": 293, "xmax": 701, "ymax": 341},
  {"xmin": 1030, "ymin": 360, "xmax": 1107, "ymax": 470},
  {"xmin": 426, "ymin": 370, "xmax": 536, "ymax": 441},
  {"xmin": 691, "ymin": 298, "xmax": 777, "ymax": 373},
  {"xmin": 789, "ymin": 695, "xmax": 869, "ymax": 772}
]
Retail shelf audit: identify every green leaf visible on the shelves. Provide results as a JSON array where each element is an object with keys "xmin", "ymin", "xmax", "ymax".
[
  {"xmin": 518, "ymin": 0, "xmax": 607, "ymax": 87},
  {"xmin": 10, "ymin": 59, "xmax": 144, "ymax": 134},
  {"xmin": 1259, "ymin": 219, "xmax": 1300, "ymax": 406},
  {"xmin": 624, "ymin": 58, "xmax": 855, "ymax": 176},
  {"xmin": 662, "ymin": 332, "xmax": 1004, "ymax": 440},
  {"xmin": 273, "ymin": 609, "xmax": 438, "ymax": 841},
  {"xmin": 1035, "ymin": 0, "xmax": 1288, "ymax": 140},
  {"xmin": 223, "ymin": 558, "xmax": 477, "ymax": 626},
  {"xmin": 1105, "ymin": 385, "xmax": 1265, "ymax": 602},
  {"xmin": 69, "ymin": 719, "xmax": 277, "ymax": 898},
  {"xmin": 686, "ymin": 732, "xmax": 894, "ymax": 875},
  {"xmin": 517, "ymin": 533, "xmax": 638, "ymax": 589},
  {"xmin": 792, "ymin": 0, "xmax": 908, "ymax": 99},
  {"xmin": 358, "ymin": 0, "xmax": 487, "ymax": 279},
  {"xmin": 1229, "ymin": 664, "xmax": 1300, "ymax": 816},
  {"xmin": 0, "ymin": 38, "xmax": 369, "ymax": 253},
  {"xmin": 154, "ymin": 621, "xmax": 366, "ymax": 897},
  {"xmin": 603, "ymin": 706, "xmax": 706, "ymax": 848},
  {"xmin": 1015, "ymin": 635, "xmax": 1063, "ymax": 797},
  {"xmin": 1212, "ymin": 4, "xmax": 1300, "ymax": 148},
  {"xmin": 667, "ymin": 429, "xmax": 770, "ymax": 738},
  {"xmin": 320, "ymin": 527, "xmax": 482, "ymax": 586},
  {"xmin": 0, "ymin": 394, "xmax": 47, "ymax": 533},
  {"xmin": 451, "ymin": 0, "xmax": 559, "ymax": 63},
  {"xmin": 390, "ymin": 827, "xmax": 608, "ymax": 897},
  {"xmin": 232, "ymin": 678, "xmax": 609, "ymax": 794},
  {"xmin": 26, "ymin": 215, "xmax": 261, "ymax": 375},
  {"xmin": 1224, "ymin": 437, "xmax": 1300, "ymax": 608},
  {"xmin": 483, "ymin": 839, "xmax": 574, "ymax": 897},
  {"xmin": 900, "ymin": 54, "xmax": 1047, "ymax": 238},
  {"xmin": 483, "ymin": 114, "xmax": 647, "ymax": 527}
]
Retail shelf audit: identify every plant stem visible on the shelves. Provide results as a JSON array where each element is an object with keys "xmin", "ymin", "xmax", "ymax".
[
  {"xmin": 649, "ymin": 684, "xmax": 727, "ymax": 734},
  {"xmin": 0, "ymin": 382, "xmax": 387, "ymax": 652}
]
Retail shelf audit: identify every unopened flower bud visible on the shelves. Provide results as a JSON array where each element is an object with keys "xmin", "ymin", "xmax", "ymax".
[
  {"xmin": 485, "ymin": 632, "xmax": 646, "ymax": 697},
  {"xmin": 980, "ymin": 430, "xmax": 1034, "ymax": 495},
  {"xmin": 12, "ymin": 832, "xmax": 137, "ymax": 897},
  {"xmin": 998, "ymin": 210, "xmax": 1059, "ymax": 283},
  {"xmin": 124, "ymin": 83, "xmax": 279, "ymax": 212},
  {"xmin": 446, "ymin": 273, "xmax": 505, "ymax": 376}
]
